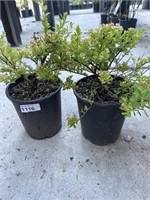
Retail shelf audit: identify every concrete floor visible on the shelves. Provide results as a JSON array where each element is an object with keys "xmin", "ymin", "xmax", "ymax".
[{"xmin": 0, "ymin": 8, "xmax": 150, "ymax": 200}]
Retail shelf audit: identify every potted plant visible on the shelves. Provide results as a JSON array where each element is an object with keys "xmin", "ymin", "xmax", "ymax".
[
  {"xmin": 100, "ymin": 0, "xmax": 112, "ymax": 24},
  {"xmin": 105, "ymin": 0, "xmax": 120, "ymax": 24},
  {"xmin": 69, "ymin": 0, "xmax": 82, "ymax": 10},
  {"xmin": 118, "ymin": 0, "xmax": 141, "ymax": 30},
  {"xmin": 20, "ymin": 0, "xmax": 33, "ymax": 18},
  {"xmin": 61, "ymin": 23, "xmax": 150, "ymax": 145},
  {"xmin": 93, "ymin": 0, "xmax": 101, "ymax": 12},
  {"xmin": 20, "ymin": 0, "xmax": 30, "ymax": 17},
  {"xmin": 0, "ymin": 2, "xmax": 70, "ymax": 139}
]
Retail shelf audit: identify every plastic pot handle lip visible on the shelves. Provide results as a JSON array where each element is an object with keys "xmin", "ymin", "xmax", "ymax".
[
  {"xmin": 119, "ymin": 18, "xmax": 137, "ymax": 22},
  {"xmin": 73, "ymin": 76, "xmax": 121, "ymax": 108},
  {"xmin": 5, "ymin": 78, "xmax": 62, "ymax": 104}
]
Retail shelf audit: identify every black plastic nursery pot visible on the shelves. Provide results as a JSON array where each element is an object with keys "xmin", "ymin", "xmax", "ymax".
[
  {"xmin": 17, "ymin": 7, "xmax": 21, "ymax": 17},
  {"xmin": 21, "ymin": 9, "xmax": 29, "ymax": 18},
  {"xmin": 119, "ymin": 18, "xmax": 137, "ymax": 30},
  {"xmin": 107, "ymin": 13, "xmax": 115, "ymax": 23},
  {"xmin": 101, "ymin": 13, "xmax": 108, "ymax": 24},
  {"xmin": 6, "ymin": 78, "xmax": 62, "ymax": 140},
  {"xmin": 142, "ymin": 0, "xmax": 150, "ymax": 9},
  {"xmin": 74, "ymin": 77, "xmax": 125, "ymax": 146},
  {"xmin": 93, "ymin": 3, "xmax": 99, "ymax": 13},
  {"xmin": 53, "ymin": 1, "xmax": 59, "ymax": 15},
  {"xmin": 28, "ymin": 9, "xmax": 33, "ymax": 17},
  {"xmin": 110, "ymin": 15, "xmax": 119, "ymax": 25},
  {"xmin": 64, "ymin": 1, "xmax": 70, "ymax": 14}
]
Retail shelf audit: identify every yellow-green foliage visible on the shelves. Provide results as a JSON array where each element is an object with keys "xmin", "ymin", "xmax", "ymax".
[
  {"xmin": 0, "ymin": 1, "xmax": 73, "ymax": 84},
  {"xmin": 0, "ymin": 33, "xmax": 32, "ymax": 83},
  {"xmin": 0, "ymin": 2, "xmax": 150, "ymax": 122},
  {"xmin": 61, "ymin": 23, "xmax": 150, "ymax": 126}
]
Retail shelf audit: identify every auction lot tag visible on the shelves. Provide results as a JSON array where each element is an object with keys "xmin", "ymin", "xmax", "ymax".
[{"xmin": 20, "ymin": 104, "xmax": 41, "ymax": 113}]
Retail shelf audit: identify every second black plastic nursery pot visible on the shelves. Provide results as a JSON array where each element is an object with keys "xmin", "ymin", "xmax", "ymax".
[
  {"xmin": 107, "ymin": 13, "xmax": 115, "ymax": 23},
  {"xmin": 101, "ymin": 13, "xmax": 108, "ymax": 24},
  {"xmin": 6, "ymin": 78, "xmax": 62, "ymax": 140},
  {"xmin": 28, "ymin": 9, "xmax": 33, "ymax": 17},
  {"xmin": 119, "ymin": 18, "xmax": 137, "ymax": 30},
  {"xmin": 21, "ymin": 9, "xmax": 29, "ymax": 18},
  {"xmin": 93, "ymin": 3, "xmax": 99, "ymax": 13},
  {"xmin": 74, "ymin": 77, "xmax": 125, "ymax": 146},
  {"xmin": 142, "ymin": 0, "xmax": 150, "ymax": 10},
  {"xmin": 110, "ymin": 15, "xmax": 119, "ymax": 24}
]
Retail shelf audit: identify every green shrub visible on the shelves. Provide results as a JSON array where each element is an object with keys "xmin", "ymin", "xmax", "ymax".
[{"xmin": 59, "ymin": 23, "xmax": 150, "ymax": 126}]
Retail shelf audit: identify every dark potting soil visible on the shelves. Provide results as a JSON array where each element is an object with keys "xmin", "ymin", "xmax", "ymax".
[
  {"xmin": 76, "ymin": 76, "xmax": 123, "ymax": 104},
  {"xmin": 9, "ymin": 75, "xmax": 60, "ymax": 101}
]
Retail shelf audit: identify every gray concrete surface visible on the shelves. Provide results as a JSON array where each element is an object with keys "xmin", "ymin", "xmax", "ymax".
[{"xmin": 0, "ymin": 8, "xmax": 150, "ymax": 200}]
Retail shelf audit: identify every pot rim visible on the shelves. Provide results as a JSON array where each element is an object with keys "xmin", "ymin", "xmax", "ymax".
[
  {"xmin": 73, "ymin": 76, "xmax": 121, "ymax": 107},
  {"xmin": 110, "ymin": 14, "xmax": 118, "ymax": 18},
  {"xmin": 5, "ymin": 77, "xmax": 62, "ymax": 103},
  {"xmin": 119, "ymin": 18, "xmax": 137, "ymax": 22}
]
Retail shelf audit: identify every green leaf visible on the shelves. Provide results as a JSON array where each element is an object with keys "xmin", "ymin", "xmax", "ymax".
[
  {"xmin": 62, "ymin": 76, "xmax": 75, "ymax": 90},
  {"xmin": 67, "ymin": 115, "xmax": 79, "ymax": 128}
]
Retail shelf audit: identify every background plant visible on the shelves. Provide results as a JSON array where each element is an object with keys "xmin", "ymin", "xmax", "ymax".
[
  {"xmin": 19, "ymin": 0, "xmax": 29, "ymax": 9},
  {"xmin": 122, "ymin": 0, "xmax": 141, "ymax": 19},
  {"xmin": 70, "ymin": 0, "xmax": 91, "ymax": 5}
]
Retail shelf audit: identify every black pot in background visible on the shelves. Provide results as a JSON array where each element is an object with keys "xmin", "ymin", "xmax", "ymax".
[
  {"xmin": 101, "ymin": 13, "xmax": 108, "ymax": 24},
  {"xmin": 75, "ymin": 5, "xmax": 78, "ymax": 10},
  {"xmin": 78, "ymin": 4, "xmax": 82, "ymax": 9},
  {"xmin": 74, "ymin": 77, "xmax": 125, "ymax": 145},
  {"xmin": 83, "ymin": 4, "xmax": 86, "ymax": 9},
  {"xmin": 64, "ymin": 0, "xmax": 70, "ymax": 14},
  {"xmin": 110, "ymin": 15, "xmax": 119, "ymax": 24},
  {"xmin": 107, "ymin": 13, "xmax": 115, "ymax": 23},
  {"xmin": 21, "ymin": 9, "xmax": 29, "ymax": 18},
  {"xmin": 53, "ymin": 1, "xmax": 59, "ymax": 14},
  {"xmin": 6, "ymin": 78, "xmax": 62, "ymax": 140},
  {"xmin": 28, "ymin": 9, "xmax": 33, "ymax": 17},
  {"xmin": 88, "ymin": 3, "xmax": 93, "ymax": 9},
  {"xmin": 142, "ymin": 0, "xmax": 150, "ymax": 9},
  {"xmin": 119, "ymin": 18, "xmax": 137, "ymax": 30},
  {"xmin": 75, "ymin": 5, "xmax": 79, "ymax": 10},
  {"xmin": 93, "ymin": 3, "xmax": 99, "ymax": 12},
  {"xmin": 16, "ymin": 7, "xmax": 20, "ymax": 17},
  {"xmin": 70, "ymin": 3, "xmax": 92, "ymax": 10},
  {"xmin": 69, "ymin": 5, "xmax": 73, "ymax": 10},
  {"xmin": 86, "ymin": 4, "xmax": 90, "ymax": 9}
]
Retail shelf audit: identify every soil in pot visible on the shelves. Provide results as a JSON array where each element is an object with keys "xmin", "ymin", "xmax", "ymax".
[
  {"xmin": 74, "ymin": 76, "xmax": 125, "ymax": 145},
  {"xmin": 6, "ymin": 75, "xmax": 62, "ymax": 139}
]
